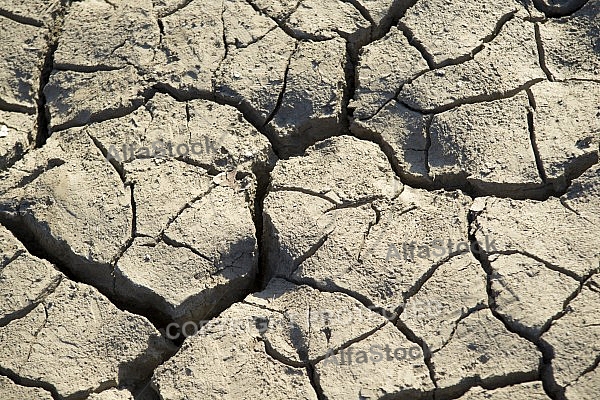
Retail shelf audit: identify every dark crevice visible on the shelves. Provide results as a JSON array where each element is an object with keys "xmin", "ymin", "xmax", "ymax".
[
  {"xmin": 527, "ymin": 89, "xmax": 548, "ymax": 183},
  {"xmin": 468, "ymin": 208, "xmax": 561, "ymax": 400},
  {"xmin": 244, "ymin": 0, "xmax": 323, "ymax": 43},
  {"xmin": 532, "ymin": 0, "xmax": 590, "ymax": 18},
  {"xmin": 0, "ymin": 368, "xmax": 61, "ymax": 400},
  {"xmin": 341, "ymin": 0, "xmax": 376, "ymax": 25},
  {"xmin": 129, "ymin": 184, "xmax": 137, "ymax": 237},
  {"xmin": 0, "ymin": 8, "xmax": 44, "ymax": 27},
  {"xmin": 0, "ymin": 210, "xmax": 174, "ymax": 333},
  {"xmin": 400, "ymin": 77, "xmax": 546, "ymax": 115},
  {"xmin": 393, "ymin": 320, "xmax": 438, "ymax": 397},
  {"xmin": 52, "ymin": 64, "xmax": 124, "ymax": 73},
  {"xmin": 434, "ymin": 9, "xmax": 518, "ymax": 69},
  {"xmin": 132, "ymin": 378, "xmax": 161, "ymax": 400},
  {"xmin": 269, "ymin": 187, "xmax": 339, "ymax": 204},
  {"xmin": 534, "ymin": 22, "xmax": 555, "ymax": 81},
  {"xmin": 0, "ymin": 99, "xmax": 36, "ymax": 114},
  {"xmin": 307, "ymin": 364, "xmax": 326, "ymax": 400},
  {"xmin": 397, "ymin": 22, "xmax": 436, "ymax": 69},
  {"xmin": 402, "ymin": 251, "xmax": 472, "ymax": 304},
  {"xmin": 218, "ymin": 0, "xmax": 229, "ymax": 70},
  {"xmin": 262, "ymin": 41, "xmax": 299, "ymax": 128},
  {"xmin": 342, "ymin": 39, "xmax": 358, "ymax": 132},
  {"xmin": 424, "ymin": 115, "xmax": 433, "ymax": 175},
  {"xmin": 35, "ymin": 3, "xmax": 69, "ymax": 148},
  {"xmin": 157, "ymin": 0, "xmax": 195, "ymax": 18}
]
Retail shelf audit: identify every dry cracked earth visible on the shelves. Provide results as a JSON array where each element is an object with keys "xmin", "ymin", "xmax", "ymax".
[{"xmin": 0, "ymin": 0, "xmax": 599, "ymax": 399}]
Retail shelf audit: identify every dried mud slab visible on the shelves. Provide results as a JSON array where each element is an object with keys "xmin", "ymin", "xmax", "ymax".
[
  {"xmin": 0, "ymin": 111, "xmax": 37, "ymax": 170},
  {"xmin": 251, "ymin": 0, "xmax": 372, "ymax": 47},
  {"xmin": 0, "ymin": 375, "xmax": 53, "ymax": 400},
  {"xmin": 0, "ymin": 0, "xmax": 62, "ymax": 27},
  {"xmin": 152, "ymin": 302, "xmax": 318, "ymax": 400},
  {"xmin": 264, "ymin": 135, "xmax": 475, "ymax": 314},
  {"xmin": 0, "ymin": 15, "xmax": 48, "ymax": 113},
  {"xmin": 0, "ymin": 95, "xmax": 274, "ymax": 327},
  {"xmin": 266, "ymin": 38, "xmax": 347, "ymax": 157},
  {"xmin": 154, "ymin": 278, "xmax": 435, "ymax": 399},
  {"xmin": 471, "ymin": 165, "xmax": 600, "ymax": 280},
  {"xmin": 82, "ymin": 93, "xmax": 276, "ymax": 177},
  {"xmin": 0, "ymin": 228, "xmax": 174, "ymax": 400},
  {"xmin": 429, "ymin": 93, "xmax": 545, "ymax": 198},
  {"xmin": 114, "ymin": 158, "xmax": 257, "ymax": 324},
  {"xmin": 541, "ymin": 275, "xmax": 600, "ymax": 395},
  {"xmin": 154, "ymin": 0, "xmax": 225, "ymax": 96},
  {"xmin": 88, "ymin": 388, "xmax": 135, "ymax": 400},
  {"xmin": 455, "ymin": 382, "xmax": 550, "ymax": 399},
  {"xmin": 564, "ymin": 366, "xmax": 600, "ymax": 400},
  {"xmin": 538, "ymin": 0, "xmax": 599, "ymax": 80},
  {"xmin": 351, "ymin": 26, "xmax": 429, "ymax": 120},
  {"xmin": 399, "ymin": 252, "xmax": 488, "ymax": 353},
  {"xmin": 488, "ymin": 253, "xmax": 579, "ymax": 339},
  {"xmin": 529, "ymin": 80, "xmax": 599, "ymax": 191},
  {"xmin": 313, "ymin": 324, "xmax": 434, "ymax": 399},
  {"xmin": 215, "ymin": 28, "xmax": 297, "ymax": 125},
  {"xmin": 0, "ymin": 280, "xmax": 174, "ymax": 399},
  {"xmin": 1, "ymin": 0, "xmax": 598, "ymax": 397},
  {"xmin": 0, "ymin": 225, "xmax": 62, "ymax": 326},
  {"xmin": 431, "ymin": 309, "xmax": 542, "ymax": 398},
  {"xmin": 53, "ymin": 0, "xmax": 160, "ymax": 71},
  {"xmin": 351, "ymin": 100, "xmax": 430, "ymax": 185},
  {"xmin": 243, "ymin": 279, "xmax": 387, "ymax": 364},
  {"xmin": 399, "ymin": 17, "xmax": 545, "ymax": 112},
  {"xmin": 399, "ymin": 0, "xmax": 523, "ymax": 67},
  {"xmin": 44, "ymin": 67, "xmax": 147, "ymax": 132},
  {"xmin": 0, "ymin": 129, "xmax": 132, "ymax": 290}
]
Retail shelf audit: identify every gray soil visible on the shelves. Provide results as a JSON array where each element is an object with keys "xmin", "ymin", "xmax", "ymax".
[{"xmin": 0, "ymin": 0, "xmax": 598, "ymax": 399}]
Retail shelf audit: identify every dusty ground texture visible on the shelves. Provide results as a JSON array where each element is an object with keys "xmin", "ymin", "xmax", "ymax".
[{"xmin": 0, "ymin": 0, "xmax": 598, "ymax": 399}]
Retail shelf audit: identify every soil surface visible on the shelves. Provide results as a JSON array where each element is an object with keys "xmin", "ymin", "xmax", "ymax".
[{"xmin": 0, "ymin": 0, "xmax": 598, "ymax": 399}]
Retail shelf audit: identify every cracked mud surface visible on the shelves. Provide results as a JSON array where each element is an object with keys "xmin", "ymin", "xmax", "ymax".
[{"xmin": 0, "ymin": 0, "xmax": 598, "ymax": 399}]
